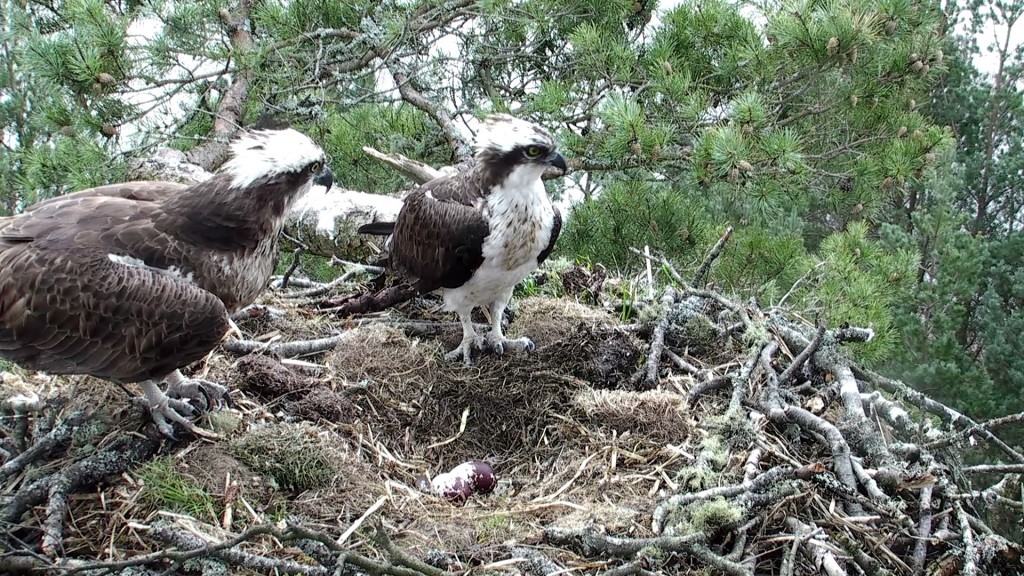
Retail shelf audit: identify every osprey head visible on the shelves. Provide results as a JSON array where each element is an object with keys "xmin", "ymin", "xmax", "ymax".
[
  {"xmin": 474, "ymin": 114, "xmax": 567, "ymax": 174},
  {"xmin": 219, "ymin": 128, "xmax": 334, "ymax": 193}
]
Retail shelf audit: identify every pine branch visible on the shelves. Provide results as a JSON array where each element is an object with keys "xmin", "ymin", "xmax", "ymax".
[{"xmin": 185, "ymin": 0, "xmax": 254, "ymax": 171}]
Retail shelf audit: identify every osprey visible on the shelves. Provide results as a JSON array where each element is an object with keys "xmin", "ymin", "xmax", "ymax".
[
  {"xmin": 359, "ymin": 114, "xmax": 566, "ymax": 365},
  {"xmin": 0, "ymin": 128, "xmax": 333, "ymax": 437}
]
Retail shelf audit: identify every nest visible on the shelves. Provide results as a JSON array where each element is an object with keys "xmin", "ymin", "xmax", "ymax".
[{"xmin": 1, "ymin": 257, "xmax": 1022, "ymax": 576}]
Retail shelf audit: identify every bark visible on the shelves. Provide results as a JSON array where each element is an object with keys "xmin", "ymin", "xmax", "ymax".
[{"xmin": 185, "ymin": 0, "xmax": 254, "ymax": 171}]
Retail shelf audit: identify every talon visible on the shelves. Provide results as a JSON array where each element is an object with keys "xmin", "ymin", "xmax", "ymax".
[
  {"xmin": 139, "ymin": 378, "xmax": 225, "ymax": 440},
  {"xmin": 486, "ymin": 334, "xmax": 534, "ymax": 355},
  {"xmin": 444, "ymin": 341, "xmax": 476, "ymax": 366}
]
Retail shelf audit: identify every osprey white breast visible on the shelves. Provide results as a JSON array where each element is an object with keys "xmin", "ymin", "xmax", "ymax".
[{"xmin": 357, "ymin": 113, "xmax": 568, "ymax": 366}]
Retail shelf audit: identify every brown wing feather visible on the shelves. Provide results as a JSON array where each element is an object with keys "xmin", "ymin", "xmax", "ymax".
[
  {"xmin": 21, "ymin": 181, "xmax": 188, "ymax": 212},
  {"xmin": 0, "ymin": 243, "xmax": 228, "ymax": 383},
  {"xmin": 390, "ymin": 175, "xmax": 489, "ymax": 292}
]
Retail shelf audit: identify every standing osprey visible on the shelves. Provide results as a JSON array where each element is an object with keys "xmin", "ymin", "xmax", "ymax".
[
  {"xmin": 359, "ymin": 114, "xmax": 566, "ymax": 365},
  {"xmin": 0, "ymin": 128, "xmax": 333, "ymax": 437}
]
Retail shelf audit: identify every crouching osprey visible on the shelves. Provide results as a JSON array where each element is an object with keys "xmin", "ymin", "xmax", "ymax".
[
  {"xmin": 359, "ymin": 114, "xmax": 566, "ymax": 365},
  {"xmin": 0, "ymin": 128, "xmax": 333, "ymax": 437}
]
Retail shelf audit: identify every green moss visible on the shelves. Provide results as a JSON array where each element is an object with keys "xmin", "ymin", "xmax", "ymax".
[
  {"xmin": 274, "ymin": 250, "xmax": 343, "ymax": 283},
  {"xmin": 476, "ymin": 515, "xmax": 514, "ymax": 543},
  {"xmin": 137, "ymin": 457, "xmax": 217, "ymax": 520},
  {"xmin": 228, "ymin": 423, "xmax": 341, "ymax": 492}
]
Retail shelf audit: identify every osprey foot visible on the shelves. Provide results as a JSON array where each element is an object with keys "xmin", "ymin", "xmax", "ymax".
[
  {"xmin": 486, "ymin": 334, "xmax": 535, "ymax": 355},
  {"xmin": 168, "ymin": 377, "xmax": 234, "ymax": 412},
  {"xmin": 135, "ymin": 382, "xmax": 201, "ymax": 439},
  {"xmin": 444, "ymin": 333, "xmax": 487, "ymax": 366}
]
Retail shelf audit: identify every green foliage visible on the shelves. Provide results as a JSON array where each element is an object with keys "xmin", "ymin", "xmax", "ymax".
[
  {"xmin": 885, "ymin": 177, "xmax": 1024, "ymax": 422},
  {"xmin": 562, "ymin": 181, "xmax": 720, "ymax": 270},
  {"xmin": 137, "ymin": 457, "xmax": 217, "ymax": 520},
  {"xmin": 882, "ymin": 18, "xmax": 1024, "ymax": 427},
  {"xmin": 275, "ymin": 250, "xmax": 341, "ymax": 283},
  {"xmin": 228, "ymin": 424, "xmax": 341, "ymax": 491},
  {"xmin": 797, "ymin": 222, "xmax": 918, "ymax": 362},
  {"xmin": 317, "ymin": 105, "xmax": 453, "ymax": 194}
]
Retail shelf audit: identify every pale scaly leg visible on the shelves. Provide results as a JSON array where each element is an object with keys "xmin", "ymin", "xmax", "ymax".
[
  {"xmin": 138, "ymin": 371, "xmax": 228, "ymax": 439},
  {"xmin": 444, "ymin": 309, "xmax": 486, "ymax": 365},
  {"xmin": 485, "ymin": 292, "xmax": 534, "ymax": 355},
  {"xmin": 138, "ymin": 379, "xmax": 202, "ymax": 439},
  {"xmin": 166, "ymin": 369, "xmax": 233, "ymax": 411}
]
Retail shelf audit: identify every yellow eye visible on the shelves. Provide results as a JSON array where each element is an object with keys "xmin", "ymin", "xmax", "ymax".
[
  {"xmin": 525, "ymin": 146, "xmax": 542, "ymax": 158},
  {"xmin": 309, "ymin": 161, "xmax": 323, "ymax": 173}
]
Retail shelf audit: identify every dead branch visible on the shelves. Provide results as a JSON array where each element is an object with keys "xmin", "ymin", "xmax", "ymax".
[
  {"xmin": 0, "ymin": 410, "xmax": 85, "ymax": 483},
  {"xmin": 391, "ymin": 71, "xmax": 470, "ymax": 160},
  {"xmin": 60, "ymin": 521, "xmax": 451, "ymax": 576},
  {"xmin": 784, "ymin": 517, "xmax": 848, "ymax": 576},
  {"xmin": 693, "ymin": 225, "xmax": 733, "ymax": 287},
  {"xmin": 663, "ymin": 348, "xmax": 701, "ymax": 374},
  {"xmin": 546, "ymin": 525, "xmax": 750, "ymax": 576},
  {"xmin": 598, "ymin": 560, "xmax": 657, "ymax": 576},
  {"xmin": 1, "ymin": 430, "xmax": 163, "ymax": 537},
  {"xmin": 316, "ymin": 283, "xmax": 421, "ymax": 315},
  {"xmin": 362, "ymin": 145, "xmax": 446, "ymax": 184},
  {"xmin": 269, "ymin": 276, "xmax": 322, "ymax": 289},
  {"xmin": 632, "ymin": 286, "xmax": 677, "ymax": 390},
  {"xmin": 152, "ymin": 524, "xmax": 330, "ymax": 575},
  {"xmin": 508, "ymin": 546, "xmax": 566, "ymax": 576},
  {"xmin": 652, "ymin": 465, "xmax": 797, "ymax": 533},
  {"xmin": 629, "ymin": 246, "xmax": 686, "ymax": 287},
  {"xmin": 956, "ymin": 503, "xmax": 979, "ymax": 576},
  {"xmin": 912, "ymin": 484, "xmax": 934, "ymax": 575},
  {"xmin": 769, "ymin": 405, "xmax": 862, "ymax": 513},
  {"xmin": 221, "ymin": 332, "xmax": 355, "ymax": 357},
  {"xmin": 924, "ymin": 411, "xmax": 1024, "ymax": 450},
  {"xmin": 960, "ymin": 463, "xmax": 1024, "ymax": 474},
  {"xmin": 279, "ymin": 266, "xmax": 376, "ymax": 299},
  {"xmin": 278, "ymin": 246, "xmax": 304, "ymax": 290},
  {"xmin": 859, "ymin": 390, "xmax": 937, "ymax": 440},
  {"xmin": 830, "ymin": 326, "xmax": 875, "ymax": 343},
  {"xmin": 731, "ymin": 342, "xmax": 765, "ymax": 411},
  {"xmin": 686, "ymin": 375, "xmax": 732, "ymax": 405},
  {"xmin": 855, "ymin": 366, "xmax": 1024, "ymax": 463},
  {"xmin": 777, "ymin": 325, "xmax": 824, "ymax": 386}
]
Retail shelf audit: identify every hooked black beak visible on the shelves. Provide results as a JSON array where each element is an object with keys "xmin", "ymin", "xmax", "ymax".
[
  {"xmin": 545, "ymin": 151, "xmax": 568, "ymax": 173},
  {"xmin": 314, "ymin": 166, "xmax": 334, "ymax": 191}
]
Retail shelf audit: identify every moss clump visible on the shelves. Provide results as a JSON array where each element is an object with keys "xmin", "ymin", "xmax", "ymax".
[
  {"xmin": 688, "ymin": 497, "xmax": 744, "ymax": 536},
  {"xmin": 137, "ymin": 457, "xmax": 217, "ymax": 520},
  {"xmin": 228, "ymin": 423, "xmax": 342, "ymax": 492},
  {"xmin": 696, "ymin": 434, "xmax": 730, "ymax": 470},
  {"xmin": 476, "ymin": 515, "xmax": 515, "ymax": 544},
  {"xmin": 675, "ymin": 465, "xmax": 718, "ymax": 492}
]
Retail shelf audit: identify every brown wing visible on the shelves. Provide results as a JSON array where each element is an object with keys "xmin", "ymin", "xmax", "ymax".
[
  {"xmin": 21, "ymin": 181, "xmax": 188, "ymax": 212},
  {"xmin": 0, "ymin": 242, "xmax": 229, "ymax": 383},
  {"xmin": 538, "ymin": 207, "xmax": 562, "ymax": 265},
  {"xmin": 1, "ymin": 195, "xmax": 194, "ymax": 279},
  {"xmin": 389, "ymin": 175, "xmax": 490, "ymax": 292}
]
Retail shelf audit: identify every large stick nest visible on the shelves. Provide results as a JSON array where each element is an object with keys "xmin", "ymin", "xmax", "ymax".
[{"xmin": 0, "ymin": 253, "xmax": 1022, "ymax": 576}]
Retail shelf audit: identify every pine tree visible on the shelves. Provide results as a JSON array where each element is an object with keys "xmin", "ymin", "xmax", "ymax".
[
  {"xmin": 885, "ymin": 0, "xmax": 1024, "ymax": 427},
  {"xmin": 0, "ymin": 0, "xmax": 964, "ymax": 364}
]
